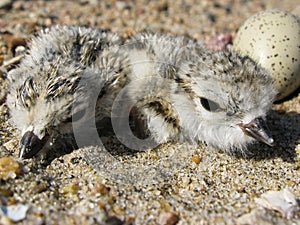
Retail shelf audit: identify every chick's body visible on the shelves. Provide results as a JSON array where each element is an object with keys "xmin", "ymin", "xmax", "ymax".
[
  {"xmin": 124, "ymin": 33, "xmax": 276, "ymax": 151},
  {"xmin": 7, "ymin": 26, "xmax": 276, "ymax": 159}
]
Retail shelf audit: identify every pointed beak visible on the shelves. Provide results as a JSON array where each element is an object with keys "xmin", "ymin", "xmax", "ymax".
[
  {"xmin": 19, "ymin": 131, "xmax": 44, "ymax": 158},
  {"xmin": 238, "ymin": 118, "xmax": 274, "ymax": 147}
]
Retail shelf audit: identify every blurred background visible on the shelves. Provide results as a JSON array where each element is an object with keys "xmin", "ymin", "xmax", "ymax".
[{"xmin": 0, "ymin": 0, "xmax": 298, "ymax": 44}]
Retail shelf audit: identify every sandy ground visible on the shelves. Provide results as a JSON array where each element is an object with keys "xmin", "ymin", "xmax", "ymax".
[{"xmin": 0, "ymin": 0, "xmax": 299, "ymax": 224}]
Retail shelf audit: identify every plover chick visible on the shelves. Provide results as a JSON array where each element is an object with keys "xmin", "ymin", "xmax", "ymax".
[
  {"xmin": 6, "ymin": 26, "xmax": 129, "ymax": 159},
  {"xmin": 120, "ymin": 33, "xmax": 277, "ymax": 152},
  {"xmin": 6, "ymin": 27, "xmax": 277, "ymax": 159}
]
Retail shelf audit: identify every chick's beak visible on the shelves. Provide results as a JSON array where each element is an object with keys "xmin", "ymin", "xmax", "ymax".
[
  {"xmin": 19, "ymin": 131, "xmax": 45, "ymax": 158},
  {"xmin": 239, "ymin": 118, "xmax": 274, "ymax": 147}
]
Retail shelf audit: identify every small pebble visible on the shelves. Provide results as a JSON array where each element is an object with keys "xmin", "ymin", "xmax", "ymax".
[
  {"xmin": 14, "ymin": 46, "xmax": 26, "ymax": 56},
  {"xmin": 158, "ymin": 212, "xmax": 179, "ymax": 225},
  {"xmin": 0, "ymin": 204, "xmax": 29, "ymax": 222},
  {"xmin": 0, "ymin": 157, "xmax": 22, "ymax": 180},
  {"xmin": 255, "ymin": 188, "xmax": 299, "ymax": 219},
  {"xmin": 3, "ymin": 139, "xmax": 18, "ymax": 153},
  {"xmin": 8, "ymin": 37, "xmax": 27, "ymax": 57},
  {"xmin": 206, "ymin": 33, "xmax": 233, "ymax": 51},
  {"xmin": 93, "ymin": 183, "xmax": 109, "ymax": 195},
  {"xmin": 192, "ymin": 155, "xmax": 201, "ymax": 164},
  {"xmin": 61, "ymin": 182, "xmax": 80, "ymax": 196}
]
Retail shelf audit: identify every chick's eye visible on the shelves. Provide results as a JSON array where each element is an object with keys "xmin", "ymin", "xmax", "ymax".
[
  {"xmin": 200, "ymin": 97, "xmax": 221, "ymax": 112},
  {"xmin": 72, "ymin": 108, "xmax": 86, "ymax": 122}
]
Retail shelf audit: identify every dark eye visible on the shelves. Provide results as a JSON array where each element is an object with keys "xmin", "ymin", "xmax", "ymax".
[
  {"xmin": 72, "ymin": 108, "xmax": 86, "ymax": 122},
  {"xmin": 200, "ymin": 97, "xmax": 221, "ymax": 112}
]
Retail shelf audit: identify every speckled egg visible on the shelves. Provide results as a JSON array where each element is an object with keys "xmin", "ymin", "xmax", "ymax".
[{"xmin": 233, "ymin": 10, "xmax": 300, "ymax": 101}]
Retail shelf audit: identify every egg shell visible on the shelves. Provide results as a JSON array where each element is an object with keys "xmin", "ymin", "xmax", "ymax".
[{"xmin": 233, "ymin": 10, "xmax": 300, "ymax": 101}]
